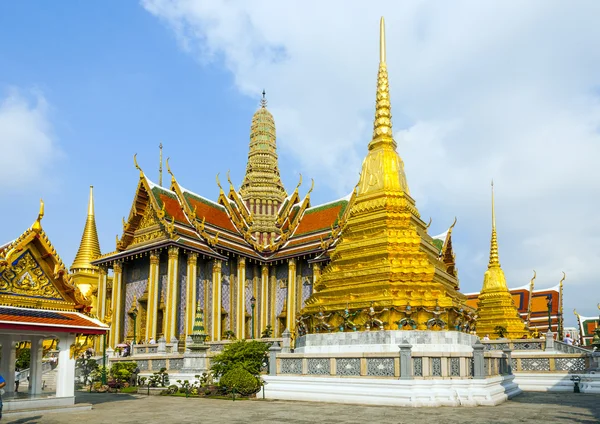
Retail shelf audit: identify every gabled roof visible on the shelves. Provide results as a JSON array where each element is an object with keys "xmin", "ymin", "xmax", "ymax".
[{"xmin": 0, "ymin": 201, "xmax": 92, "ymax": 312}]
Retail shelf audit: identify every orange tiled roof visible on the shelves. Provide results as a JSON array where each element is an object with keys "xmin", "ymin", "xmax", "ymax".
[
  {"xmin": 0, "ymin": 306, "xmax": 108, "ymax": 334},
  {"xmin": 183, "ymin": 192, "xmax": 238, "ymax": 233},
  {"xmin": 293, "ymin": 200, "xmax": 348, "ymax": 236},
  {"xmin": 156, "ymin": 192, "xmax": 188, "ymax": 224}
]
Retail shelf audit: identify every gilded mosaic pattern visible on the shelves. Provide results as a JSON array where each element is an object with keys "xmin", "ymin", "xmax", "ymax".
[{"xmin": 0, "ymin": 251, "xmax": 62, "ymax": 300}]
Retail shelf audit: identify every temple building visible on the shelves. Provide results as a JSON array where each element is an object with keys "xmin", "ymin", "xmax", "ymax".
[
  {"xmin": 471, "ymin": 183, "xmax": 528, "ymax": 339},
  {"xmin": 575, "ymin": 309, "xmax": 599, "ymax": 346},
  {"xmin": 88, "ymin": 21, "xmax": 461, "ymax": 346},
  {"xmin": 0, "ymin": 201, "xmax": 108, "ymax": 410}
]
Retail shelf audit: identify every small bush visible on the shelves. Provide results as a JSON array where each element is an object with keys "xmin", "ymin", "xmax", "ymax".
[
  {"xmin": 211, "ymin": 340, "xmax": 269, "ymax": 378},
  {"xmin": 219, "ymin": 365, "xmax": 260, "ymax": 396}
]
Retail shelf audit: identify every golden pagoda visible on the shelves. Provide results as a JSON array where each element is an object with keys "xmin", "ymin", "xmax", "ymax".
[
  {"xmin": 302, "ymin": 18, "xmax": 469, "ymax": 331},
  {"xmin": 475, "ymin": 182, "xmax": 528, "ymax": 339},
  {"xmin": 71, "ymin": 186, "xmax": 102, "ymax": 315}
]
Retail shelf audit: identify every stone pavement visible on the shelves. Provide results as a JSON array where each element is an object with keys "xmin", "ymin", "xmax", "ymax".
[{"xmin": 5, "ymin": 392, "xmax": 600, "ymax": 424}]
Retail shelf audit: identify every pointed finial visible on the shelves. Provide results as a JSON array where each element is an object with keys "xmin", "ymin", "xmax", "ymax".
[
  {"xmin": 32, "ymin": 198, "xmax": 45, "ymax": 232},
  {"xmin": 88, "ymin": 186, "xmax": 95, "ymax": 216},
  {"xmin": 559, "ymin": 271, "xmax": 566, "ymax": 286},
  {"xmin": 260, "ymin": 90, "xmax": 267, "ymax": 108},
  {"xmin": 166, "ymin": 157, "xmax": 174, "ymax": 181},
  {"xmin": 216, "ymin": 173, "xmax": 223, "ymax": 193},
  {"xmin": 227, "ymin": 170, "xmax": 234, "ymax": 189},
  {"xmin": 380, "ymin": 17, "xmax": 386, "ymax": 64},
  {"xmin": 159, "ymin": 143, "xmax": 163, "ymax": 187},
  {"xmin": 491, "ymin": 180, "xmax": 495, "ymax": 230},
  {"xmin": 488, "ymin": 180, "xmax": 500, "ymax": 268}
]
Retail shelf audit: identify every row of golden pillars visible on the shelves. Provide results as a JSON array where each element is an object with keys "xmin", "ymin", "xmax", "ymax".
[{"xmin": 95, "ymin": 252, "xmax": 322, "ymax": 348}]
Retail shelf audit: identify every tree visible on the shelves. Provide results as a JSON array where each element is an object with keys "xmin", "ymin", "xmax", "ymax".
[
  {"xmin": 211, "ymin": 340, "xmax": 269, "ymax": 378},
  {"xmin": 16, "ymin": 348, "xmax": 30, "ymax": 370},
  {"xmin": 76, "ymin": 351, "xmax": 99, "ymax": 386}
]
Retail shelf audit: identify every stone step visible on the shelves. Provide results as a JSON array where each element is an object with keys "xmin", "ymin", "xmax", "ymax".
[{"xmin": 4, "ymin": 403, "xmax": 92, "ymax": 419}]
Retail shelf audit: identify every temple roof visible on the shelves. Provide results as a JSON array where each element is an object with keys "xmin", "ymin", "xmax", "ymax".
[
  {"xmin": 0, "ymin": 305, "xmax": 108, "ymax": 334},
  {"xmin": 0, "ymin": 201, "xmax": 92, "ymax": 313}
]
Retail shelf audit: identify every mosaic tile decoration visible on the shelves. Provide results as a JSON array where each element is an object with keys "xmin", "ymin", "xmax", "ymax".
[
  {"xmin": 280, "ymin": 358, "xmax": 302, "ymax": 374},
  {"xmin": 367, "ymin": 358, "xmax": 394, "ymax": 377},
  {"xmin": 169, "ymin": 358, "xmax": 183, "ymax": 370},
  {"xmin": 450, "ymin": 357, "xmax": 460, "ymax": 376},
  {"xmin": 231, "ymin": 274, "xmax": 237, "ymax": 334},
  {"xmin": 206, "ymin": 273, "xmax": 213, "ymax": 336},
  {"xmin": 520, "ymin": 358, "xmax": 550, "ymax": 372},
  {"xmin": 307, "ymin": 358, "xmax": 330, "ymax": 375},
  {"xmin": 124, "ymin": 257, "xmax": 149, "ymax": 282},
  {"xmin": 178, "ymin": 269, "xmax": 186, "ymax": 336},
  {"xmin": 555, "ymin": 357, "xmax": 586, "ymax": 372},
  {"xmin": 301, "ymin": 278, "xmax": 312, "ymax": 309},
  {"xmin": 137, "ymin": 360, "xmax": 148, "ymax": 371},
  {"xmin": 336, "ymin": 358, "xmax": 360, "ymax": 376},
  {"xmin": 222, "ymin": 274, "xmax": 230, "ymax": 331},
  {"xmin": 124, "ymin": 279, "xmax": 147, "ymax": 337},
  {"xmin": 432, "ymin": 357, "xmax": 442, "ymax": 376},
  {"xmin": 513, "ymin": 342, "xmax": 543, "ymax": 350}
]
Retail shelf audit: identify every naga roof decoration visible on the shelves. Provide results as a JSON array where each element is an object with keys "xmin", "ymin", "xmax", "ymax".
[{"xmin": 0, "ymin": 200, "xmax": 92, "ymax": 312}]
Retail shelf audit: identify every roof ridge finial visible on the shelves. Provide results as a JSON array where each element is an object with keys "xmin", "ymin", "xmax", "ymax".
[
  {"xmin": 261, "ymin": 89, "xmax": 267, "ymax": 108},
  {"xmin": 488, "ymin": 180, "xmax": 500, "ymax": 268}
]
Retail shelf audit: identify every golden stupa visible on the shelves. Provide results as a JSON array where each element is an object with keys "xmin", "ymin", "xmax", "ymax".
[
  {"xmin": 475, "ymin": 182, "xmax": 528, "ymax": 339},
  {"xmin": 302, "ymin": 18, "xmax": 470, "ymax": 332}
]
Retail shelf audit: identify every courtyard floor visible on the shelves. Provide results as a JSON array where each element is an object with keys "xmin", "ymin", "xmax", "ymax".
[{"xmin": 5, "ymin": 391, "xmax": 600, "ymax": 424}]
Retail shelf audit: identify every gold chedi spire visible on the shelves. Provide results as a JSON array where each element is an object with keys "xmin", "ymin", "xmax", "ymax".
[
  {"xmin": 71, "ymin": 186, "xmax": 101, "ymax": 272},
  {"xmin": 476, "ymin": 182, "xmax": 527, "ymax": 339},
  {"xmin": 357, "ymin": 17, "xmax": 409, "ymax": 196},
  {"xmin": 302, "ymin": 17, "xmax": 466, "ymax": 331},
  {"xmin": 239, "ymin": 90, "xmax": 288, "ymax": 246}
]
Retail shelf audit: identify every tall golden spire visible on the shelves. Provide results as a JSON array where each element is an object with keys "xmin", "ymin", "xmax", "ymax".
[
  {"xmin": 302, "ymin": 17, "xmax": 465, "ymax": 330},
  {"xmin": 489, "ymin": 180, "xmax": 500, "ymax": 267},
  {"xmin": 71, "ymin": 186, "xmax": 102, "ymax": 272},
  {"xmin": 357, "ymin": 17, "xmax": 409, "ymax": 196}
]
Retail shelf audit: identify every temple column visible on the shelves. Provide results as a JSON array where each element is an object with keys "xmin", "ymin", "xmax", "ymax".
[
  {"xmin": 164, "ymin": 246, "xmax": 180, "ymax": 343},
  {"xmin": 211, "ymin": 259, "xmax": 222, "ymax": 341},
  {"xmin": 185, "ymin": 252, "xmax": 198, "ymax": 337},
  {"xmin": 296, "ymin": 261, "xmax": 303, "ymax": 312},
  {"xmin": 145, "ymin": 251, "xmax": 160, "ymax": 342},
  {"xmin": 286, "ymin": 258, "xmax": 297, "ymax": 331},
  {"xmin": 260, "ymin": 263, "xmax": 269, "ymax": 334},
  {"xmin": 95, "ymin": 266, "xmax": 108, "ymax": 351},
  {"xmin": 56, "ymin": 334, "xmax": 76, "ymax": 398},
  {"xmin": 110, "ymin": 261, "xmax": 123, "ymax": 348},
  {"xmin": 270, "ymin": 268, "xmax": 277, "ymax": 330},
  {"xmin": 0, "ymin": 336, "xmax": 16, "ymax": 395},
  {"xmin": 236, "ymin": 257, "xmax": 246, "ymax": 339},
  {"xmin": 312, "ymin": 263, "xmax": 321, "ymax": 292},
  {"xmin": 28, "ymin": 336, "xmax": 44, "ymax": 395}
]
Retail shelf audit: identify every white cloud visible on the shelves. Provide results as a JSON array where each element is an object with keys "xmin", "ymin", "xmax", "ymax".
[
  {"xmin": 141, "ymin": 0, "xmax": 600, "ymax": 320},
  {"xmin": 0, "ymin": 88, "xmax": 60, "ymax": 193}
]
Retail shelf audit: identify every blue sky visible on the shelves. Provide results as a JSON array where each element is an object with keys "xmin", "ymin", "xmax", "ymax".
[{"xmin": 1, "ymin": 1, "xmax": 599, "ymax": 324}]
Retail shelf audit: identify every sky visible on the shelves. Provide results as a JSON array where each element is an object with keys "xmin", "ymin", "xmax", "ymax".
[{"xmin": 0, "ymin": 1, "xmax": 599, "ymax": 324}]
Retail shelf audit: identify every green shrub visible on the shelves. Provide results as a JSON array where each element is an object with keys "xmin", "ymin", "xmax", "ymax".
[
  {"xmin": 110, "ymin": 362, "xmax": 137, "ymax": 384},
  {"xmin": 219, "ymin": 365, "xmax": 260, "ymax": 395},
  {"xmin": 211, "ymin": 340, "xmax": 269, "ymax": 378}
]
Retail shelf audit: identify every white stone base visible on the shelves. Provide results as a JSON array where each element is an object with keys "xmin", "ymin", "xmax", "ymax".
[
  {"xmin": 3, "ymin": 395, "xmax": 80, "ymax": 412},
  {"xmin": 295, "ymin": 331, "xmax": 479, "ymax": 354},
  {"xmin": 260, "ymin": 375, "xmax": 520, "ymax": 407},
  {"xmin": 513, "ymin": 372, "xmax": 600, "ymax": 394}
]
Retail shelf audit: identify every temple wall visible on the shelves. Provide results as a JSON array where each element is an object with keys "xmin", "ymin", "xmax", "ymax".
[
  {"xmin": 123, "ymin": 257, "xmax": 149, "ymax": 341},
  {"xmin": 221, "ymin": 261, "xmax": 231, "ymax": 333},
  {"xmin": 275, "ymin": 263, "xmax": 288, "ymax": 336},
  {"xmin": 301, "ymin": 260, "xmax": 313, "ymax": 309}
]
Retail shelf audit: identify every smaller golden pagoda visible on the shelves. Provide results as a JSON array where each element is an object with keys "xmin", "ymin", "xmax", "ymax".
[
  {"xmin": 475, "ymin": 182, "xmax": 528, "ymax": 339},
  {"xmin": 71, "ymin": 186, "xmax": 102, "ymax": 316}
]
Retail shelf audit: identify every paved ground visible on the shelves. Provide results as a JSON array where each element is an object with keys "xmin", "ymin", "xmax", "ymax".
[{"xmin": 5, "ymin": 391, "xmax": 600, "ymax": 424}]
